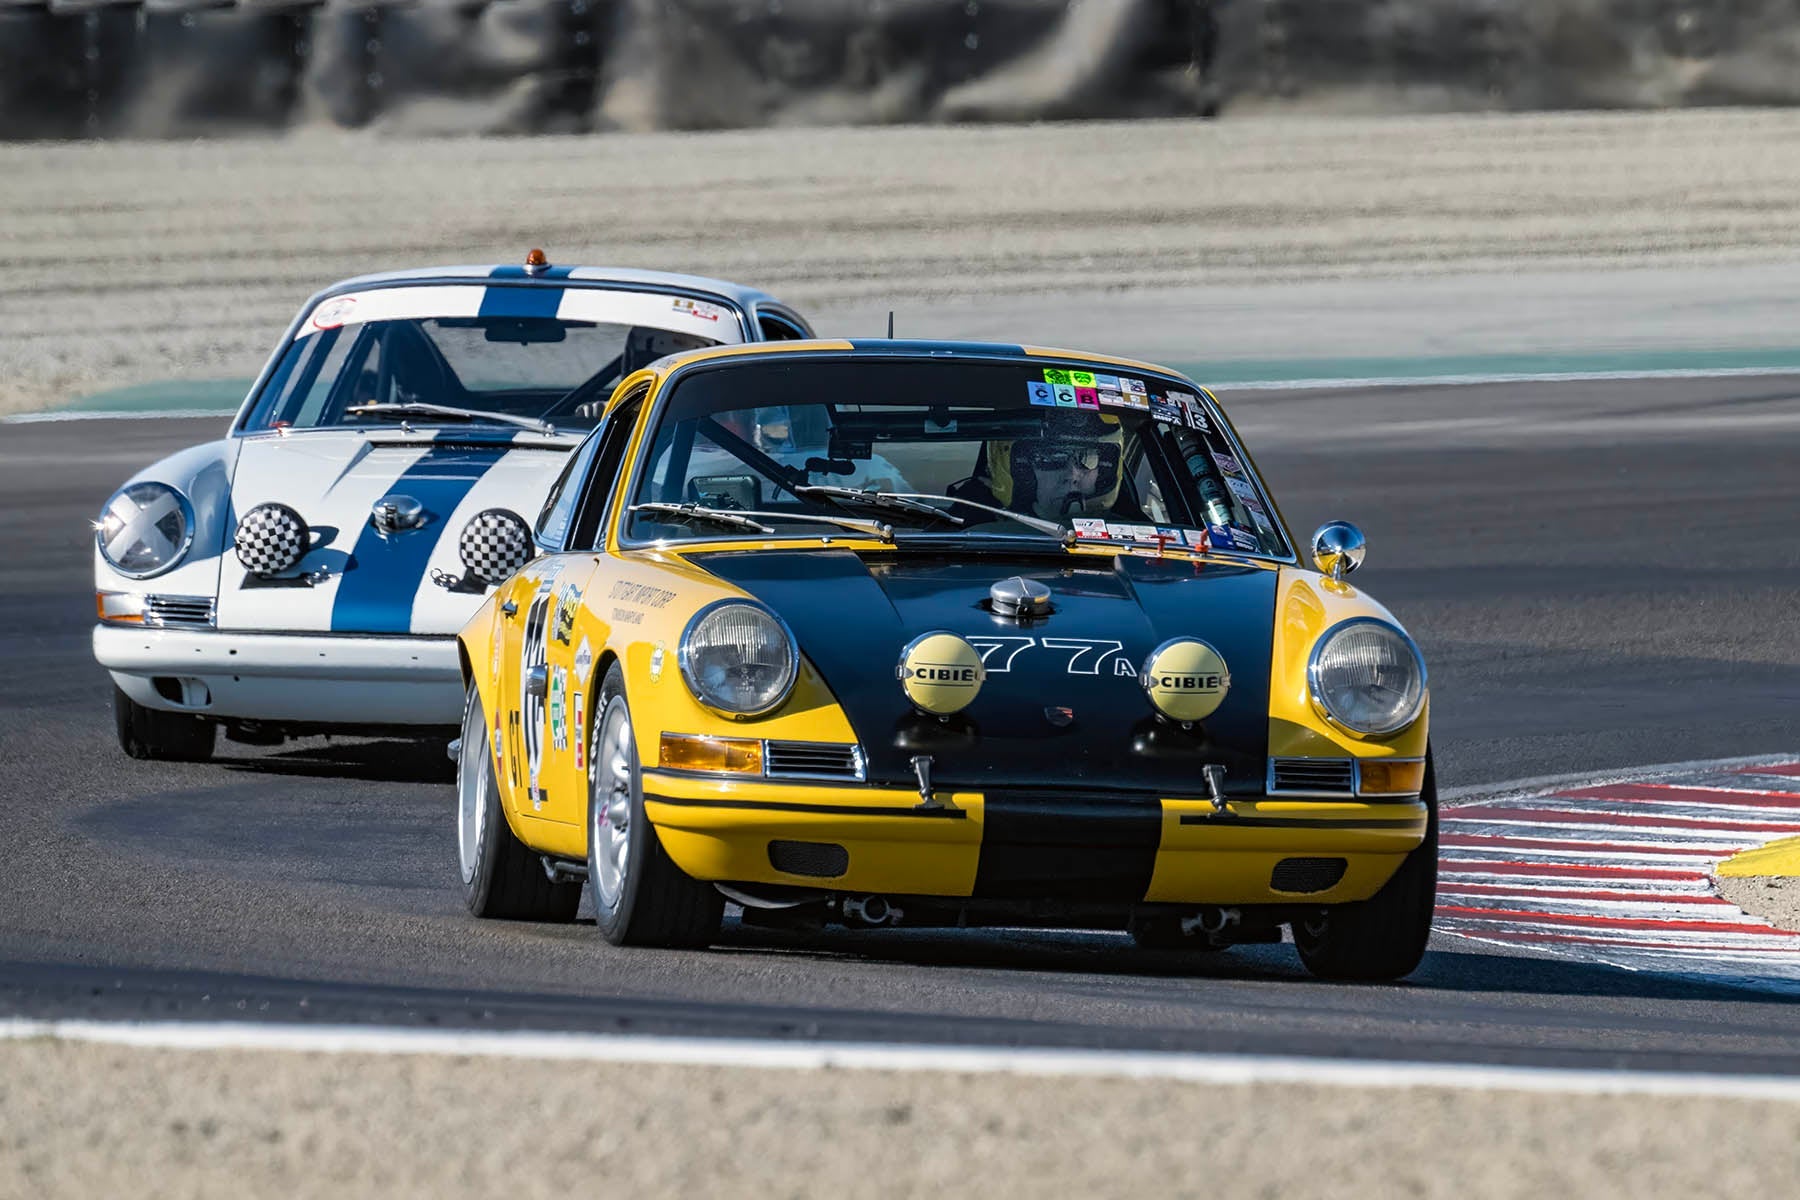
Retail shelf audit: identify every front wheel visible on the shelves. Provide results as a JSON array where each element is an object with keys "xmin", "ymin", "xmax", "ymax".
[
  {"xmin": 113, "ymin": 685, "xmax": 215, "ymax": 762},
  {"xmin": 458, "ymin": 683, "xmax": 581, "ymax": 922},
  {"xmin": 1294, "ymin": 753, "xmax": 1439, "ymax": 982},
  {"xmin": 588, "ymin": 664, "xmax": 723, "ymax": 948}
]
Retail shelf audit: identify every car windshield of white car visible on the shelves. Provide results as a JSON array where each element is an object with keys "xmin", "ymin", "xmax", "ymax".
[
  {"xmin": 242, "ymin": 292, "xmax": 738, "ymax": 434},
  {"xmin": 623, "ymin": 358, "xmax": 1288, "ymax": 558}
]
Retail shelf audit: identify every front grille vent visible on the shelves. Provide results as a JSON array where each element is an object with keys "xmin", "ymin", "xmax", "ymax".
[
  {"xmin": 1268, "ymin": 757, "xmax": 1355, "ymax": 795},
  {"xmin": 143, "ymin": 595, "xmax": 216, "ymax": 628},
  {"xmin": 768, "ymin": 840, "xmax": 850, "ymax": 878},
  {"xmin": 764, "ymin": 741, "xmax": 865, "ymax": 781},
  {"xmin": 1271, "ymin": 857, "xmax": 1348, "ymax": 894}
]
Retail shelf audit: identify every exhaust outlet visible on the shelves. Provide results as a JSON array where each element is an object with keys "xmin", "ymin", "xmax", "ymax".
[{"xmin": 842, "ymin": 895, "xmax": 900, "ymax": 927}]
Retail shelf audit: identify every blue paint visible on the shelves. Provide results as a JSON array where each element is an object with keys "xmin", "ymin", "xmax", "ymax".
[
  {"xmin": 329, "ymin": 448, "xmax": 506, "ymax": 633},
  {"xmin": 478, "ymin": 283, "xmax": 565, "ymax": 319},
  {"xmin": 485, "ymin": 265, "xmax": 576, "ymax": 282}
]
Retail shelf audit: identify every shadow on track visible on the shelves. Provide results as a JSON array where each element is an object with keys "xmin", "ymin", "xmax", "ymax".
[{"xmin": 214, "ymin": 738, "xmax": 454, "ymax": 785}]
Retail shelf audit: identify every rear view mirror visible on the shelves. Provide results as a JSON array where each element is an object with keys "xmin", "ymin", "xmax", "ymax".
[{"xmin": 688, "ymin": 474, "xmax": 761, "ymax": 510}]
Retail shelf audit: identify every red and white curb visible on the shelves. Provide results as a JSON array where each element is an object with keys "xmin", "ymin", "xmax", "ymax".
[{"xmin": 1436, "ymin": 757, "xmax": 1800, "ymax": 987}]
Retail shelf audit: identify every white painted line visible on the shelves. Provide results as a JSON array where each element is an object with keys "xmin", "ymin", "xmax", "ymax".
[
  {"xmin": 1440, "ymin": 754, "xmax": 1800, "ymax": 806},
  {"xmin": 1213, "ymin": 365, "xmax": 1800, "ymax": 393},
  {"xmin": 6, "ymin": 1017, "xmax": 1800, "ymax": 1100},
  {"xmin": 0, "ymin": 409, "xmax": 235, "ymax": 425}
]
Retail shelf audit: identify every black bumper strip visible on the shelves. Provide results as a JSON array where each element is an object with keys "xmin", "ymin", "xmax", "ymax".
[
  {"xmin": 1178, "ymin": 814, "xmax": 1426, "ymax": 829},
  {"xmin": 643, "ymin": 794, "xmax": 968, "ymax": 820},
  {"xmin": 974, "ymin": 792, "xmax": 1161, "ymax": 903}
]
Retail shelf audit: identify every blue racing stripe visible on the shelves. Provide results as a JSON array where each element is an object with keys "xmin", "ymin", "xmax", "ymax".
[
  {"xmin": 329, "ymin": 448, "xmax": 507, "ymax": 633},
  {"xmin": 478, "ymin": 283, "xmax": 565, "ymax": 319}
]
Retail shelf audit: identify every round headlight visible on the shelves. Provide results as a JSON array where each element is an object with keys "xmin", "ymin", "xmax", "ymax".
[
  {"xmin": 679, "ymin": 601, "xmax": 798, "ymax": 717},
  {"xmin": 1308, "ymin": 619, "xmax": 1426, "ymax": 735},
  {"xmin": 96, "ymin": 482, "xmax": 194, "ymax": 579}
]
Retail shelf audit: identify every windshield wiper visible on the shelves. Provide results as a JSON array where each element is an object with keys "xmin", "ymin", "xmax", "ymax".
[
  {"xmin": 630, "ymin": 503, "xmax": 893, "ymax": 542},
  {"xmin": 885, "ymin": 492, "xmax": 1072, "ymax": 541},
  {"xmin": 793, "ymin": 485, "xmax": 966, "ymax": 527},
  {"xmin": 347, "ymin": 401, "xmax": 556, "ymax": 434}
]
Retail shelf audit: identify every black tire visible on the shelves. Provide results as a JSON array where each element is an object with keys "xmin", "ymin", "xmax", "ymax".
[
  {"xmin": 457, "ymin": 683, "xmax": 581, "ymax": 922},
  {"xmin": 587, "ymin": 664, "xmax": 723, "ymax": 948},
  {"xmin": 1293, "ymin": 753, "xmax": 1439, "ymax": 982},
  {"xmin": 113, "ymin": 685, "xmax": 216, "ymax": 762}
]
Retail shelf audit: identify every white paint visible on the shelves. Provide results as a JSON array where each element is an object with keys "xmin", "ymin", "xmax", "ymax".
[{"xmin": 6, "ymin": 1018, "xmax": 1800, "ymax": 1101}]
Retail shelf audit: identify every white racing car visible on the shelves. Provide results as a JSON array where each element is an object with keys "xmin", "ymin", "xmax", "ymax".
[{"xmin": 92, "ymin": 253, "xmax": 813, "ymax": 761}]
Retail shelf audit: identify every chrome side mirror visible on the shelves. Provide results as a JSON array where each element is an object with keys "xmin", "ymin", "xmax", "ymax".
[{"xmin": 1311, "ymin": 521, "xmax": 1366, "ymax": 580}]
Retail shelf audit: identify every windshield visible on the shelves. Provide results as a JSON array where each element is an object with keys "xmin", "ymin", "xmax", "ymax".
[
  {"xmin": 623, "ymin": 358, "xmax": 1288, "ymax": 556},
  {"xmin": 240, "ymin": 284, "xmax": 743, "ymax": 434}
]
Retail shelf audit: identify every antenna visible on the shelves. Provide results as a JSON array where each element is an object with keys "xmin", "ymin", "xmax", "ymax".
[{"xmin": 887, "ymin": 310, "xmax": 894, "ymax": 338}]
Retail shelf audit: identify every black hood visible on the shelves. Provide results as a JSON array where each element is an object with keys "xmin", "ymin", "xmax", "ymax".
[{"xmin": 694, "ymin": 549, "xmax": 1278, "ymax": 796}]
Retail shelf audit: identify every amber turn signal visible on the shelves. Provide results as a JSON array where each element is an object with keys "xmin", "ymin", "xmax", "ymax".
[
  {"xmin": 659, "ymin": 733, "xmax": 762, "ymax": 774},
  {"xmin": 1359, "ymin": 759, "xmax": 1426, "ymax": 795},
  {"xmin": 95, "ymin": 591, "xmax": 144, "ymax": 623}
]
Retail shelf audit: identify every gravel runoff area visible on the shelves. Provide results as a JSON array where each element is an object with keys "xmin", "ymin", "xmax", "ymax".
[
  {"xmin": 1719, "ymin": 877, "xmax": 1800, "ymax": 933},
  {"xmin": 3, "ymin": 1040, "xmax": 1799, "ymax": 1199},
  {"xmin": 8, "ymin": 109, "xmax": 1800, "ymax": 413}
]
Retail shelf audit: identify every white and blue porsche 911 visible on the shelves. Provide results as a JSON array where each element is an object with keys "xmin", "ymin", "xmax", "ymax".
[{"xmin": 92, "ymin": 253, "xmax": 813, "ymax": 761}]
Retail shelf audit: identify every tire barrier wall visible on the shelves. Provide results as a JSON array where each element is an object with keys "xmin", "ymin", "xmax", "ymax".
[{"xmin": 2, "ymin": 1, "xmax": 1797, "ymax": 139}]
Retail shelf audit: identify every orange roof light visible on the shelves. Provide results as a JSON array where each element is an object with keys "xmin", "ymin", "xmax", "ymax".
[{"xmin": 523, "ymin": 247, "xmax": 549, "ymax": 274}]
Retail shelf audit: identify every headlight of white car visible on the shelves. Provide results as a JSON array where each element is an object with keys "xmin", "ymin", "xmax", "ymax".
[
  {"xmin": 679, "ymin": 601, "xmax": 798, "ymax": 717},
  {"xmin": 1307, "ymin": 618, "xmax": 1426, "ymax": 736},
  {"xmin": 95, "ymin": 482, "xmax": 195, "ymax": 579}
]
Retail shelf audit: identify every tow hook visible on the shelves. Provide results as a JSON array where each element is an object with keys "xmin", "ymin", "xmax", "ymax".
[
  {"xmin": 911, "ymin": 754, "xmax": 954, "ymax": 812},
  {"xmin": 1202, "ymin": 764, "xmax": 1230, "ymax": 814}
]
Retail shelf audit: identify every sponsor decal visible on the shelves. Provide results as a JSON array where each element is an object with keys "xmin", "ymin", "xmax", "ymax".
[
  {"xmin": 1240, "ymin": 494, "xmax": 1266, "ymax": 516},
  {"xmin": 1052, "ymin": 383, "xmax": 1078, "ymax": 407},
  {"xmin": 1183, "ymin": 527, "xmax": 1211, "ymax": 551},
  {"xmin": 608, "ymin": 580, "xmax": 676, "ymax": 608},
  {"xmin": 1072, "ymin": 517, "xmax": 1110, "ymax": 539},
  {"xmin": 1209, "ymin": 524, "xmax": 1260, "ymax": 552},
  {"xmin": 311, "ymin": 297, "xmax": 357, "ymax": 330},
  {"xmin": 549, "ymin": 666, "xmax": 569, "ymax": 752},
  {"xmin": 1026, "ymin": 380, "xmax": 1057, "ymax": 407},
  {"xmin": 1094, "ymin": 374, "xmax": 1119, "ymax": 390},
  {"xmin": 1097, "ymin": 388, "xmax": 1127, "ymax": 408},
  {"xmin": 1149, "ymin": 395, "xmax": 1183, "ymax": 423},
  {"xmin": 1074, "ymin": 386, "xmax": 1099, "ymax": 409},
  {"xmin": 574, "ymin": 636, "xmax": 594, "ymax": 678},
  {"xmin": 1042, "ymin": 368, "xmax": 1073, "ymax": 387},
  {"xmin": 572, "ymin": 691, "xmax": 586, "ymax": 770},
  {"xmin": 1212, "ymin": 450, "xmax": 1243, "ymax": 476},
  {"xmin": 650, "ymin": 642, "xmax": 666, "ymax": 681},
  {"xmin": 1226, "ymin": 475, "xmax": 1258, "ymax": 502},
  {"xmin": 552, "ymin": 582, "xmax": 581, "ymax": 645},
  {"xmin": 896, "ymin": 631, "xmax": 986, "ymax": 715},
  {"xmin": 1120, "ymin": 377, "xmax": 1147, "ymax": 397},
  {"xmin": 1069, "ymin": 370, "xmax": 1096, "ymax": 389},
  {"xmin": 1170, "ymin": 392, "xmax": 1210, "ymax": 431},
  {"xmin": 1140, "ymin": 638, "xmax": 1231, "ymax": 722},
  {"xmin": 671, "ymin": 296, "xmax": 725, "ymax": 323}
]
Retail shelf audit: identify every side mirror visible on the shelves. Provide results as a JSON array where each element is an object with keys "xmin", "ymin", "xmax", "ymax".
[{"xmin": 1311, "ymin": 521, "xmax": 1366, "ymax": 580}]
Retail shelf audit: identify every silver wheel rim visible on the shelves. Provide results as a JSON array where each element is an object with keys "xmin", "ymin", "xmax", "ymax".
[
  {"xmin": 591, "ymin": 696, "xmax": 635, "ymax": 909},
  {"xmin": 456, "ymin": 698, "xmax": 487, "ymax": 885}
]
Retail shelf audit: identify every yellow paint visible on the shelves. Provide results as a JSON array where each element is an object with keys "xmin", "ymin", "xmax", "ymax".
[{"xmin": 1717, "ymin": 835, "xmax": 1800, "ymax": 878}]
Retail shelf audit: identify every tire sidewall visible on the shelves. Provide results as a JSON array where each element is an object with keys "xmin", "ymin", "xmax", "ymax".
[
  {"xmin": 589, "ymin": 665, "xmax": 649, "ymax": 944},
  {"xmin": 458, "ymin": 683, "xmax": 505, "ymax": 913}
]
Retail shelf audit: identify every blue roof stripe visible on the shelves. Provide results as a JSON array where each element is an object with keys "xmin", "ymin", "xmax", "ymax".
[
  {"xmin": 486, "ymin": 265, "xmax": 576, "ymax": 282},
  {"xmin": 479, "ymin": 284, "xmax": 563, "ymax": 318}
]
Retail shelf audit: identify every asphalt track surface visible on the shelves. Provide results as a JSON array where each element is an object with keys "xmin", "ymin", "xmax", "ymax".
[{"xmin": 3, "ymin": 374, "xmax": 1797, "ymax": 1074}]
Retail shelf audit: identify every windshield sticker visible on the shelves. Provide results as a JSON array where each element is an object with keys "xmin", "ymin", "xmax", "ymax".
[
  {"xmin": 1042, "ymin": 368, "xmax": 1073, "ymax": 387},
  {"xmin": 1251, "ymin": 511, "xmax": 1279, "ymax": 541},
  {"xmin": 1183, "ymin": 528, "xmax": 1211, "ymax": 550},
  {"xmin": 1097, "ymin": 387, "xmax": 1128, "ymax": 408},
  {"xmin": 1227, "ymin": 475, "xmax": 1259, "ymax": 502},
  {"xmin": 1094, "ymin": 374, "xmax": 1119, "ymax": 390},
  {"xmin": 672, "ymin": 297, "xmax": 726, "ymax": 323},
  {"xmin": 1210, "ymin": 524, "xmax": 1260, "ymax": 552},
  {"xmin": 1052, "ymin": 383, "xmax": 1078, "ymax": 407},
  {"xmin": 1026, "ymin": 380, "xmax": 1056, "ymax": 406},
  {"xmin": 1170, "ymin": 392, "xmax": 1211, "ymax": 431},
  {"xmin": 311, "ymin": 297, "xmax": 357, "ymax": 330},
  {"xmin": 1073, "ymin": 517, "xmax": 1110, "ymax": 539},
  {"xmin": 1120, "ymin": 377, "xmax": 1147, "ymax": 397},
  {"xmin": 1212, "ymin": 450, "xmax": 1243, "ymax": 475},
  {"xmin": 1075, "ymin": 386, "xmax": 1100, "ymax": 409},
  {"xmin": 1149, "ymin": 395, "xmax": 1183, "ymax": 423},
  {"xmin": 1070, "ymin": 370, "xmax": 1096, "ymax": 388}
]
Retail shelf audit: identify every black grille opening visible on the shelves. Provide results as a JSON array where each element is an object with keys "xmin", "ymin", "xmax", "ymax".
[
  {"xmin": 1270, "ymin": 857, "xmax": 1348, "ymax": 894},
  {"xmin": 1269, "ymin": 757, "xmax": 1355, "ymax": 794},
  {"xmin": 764, "ymin": 742, "xmax": 862, "ymax": 780},
  {"xmin": 768, "ymin": 840, "xmax": 849, "ymax": 879}
]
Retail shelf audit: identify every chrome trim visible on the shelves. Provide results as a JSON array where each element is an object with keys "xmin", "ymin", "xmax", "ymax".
[
  {"xmin": 1310, "ymin": 521, "xmax": 1366, "ymax": 580},
  {"xmin": 1266, "ymin": 755, "xmax": 1358, "ymax": 797},
  {"xmin": 1305, "ymin": 617, "xmax": 1428, "ymax": 737},
  {"xmin": 95, "ymin": 483, "xmax": 195, "ymax": 581},
  {"xmin": 764, "ymin": 740, "xmax": 867, "ymax": 782},
  {"xmin": 676, "ymin": 599, "xmax": 800, "ymax": 719},
  {"xmin": 141, "ymin": 595, "xmax": 216, "ymax": 629}
]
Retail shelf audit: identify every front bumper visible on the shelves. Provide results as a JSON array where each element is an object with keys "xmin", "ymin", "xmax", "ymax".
[
  {"xmin": 93, "ymin": 623, "xmax": 462, "ymax": 727},
  {"xmin": 641, "ymin": 769, "xmax": 1428, "ymax": 908}
]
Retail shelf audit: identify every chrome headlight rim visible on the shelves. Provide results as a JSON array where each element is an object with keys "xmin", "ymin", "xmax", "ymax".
[
  {"xmin": 1306, "ymin": 617, "xmax": 1428, "ymax": 737},
  {"xmin": 95, "ymin": 482, "xmax": 196, "ymax": 581},
  {"xmin": 677, "ymin": 598, "xmax": 800, "ymax": 719}
]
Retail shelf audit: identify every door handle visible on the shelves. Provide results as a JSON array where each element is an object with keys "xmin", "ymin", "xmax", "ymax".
[{"xmin": 501, "ymin": 600, "xmax": 518, "ymax": 617}]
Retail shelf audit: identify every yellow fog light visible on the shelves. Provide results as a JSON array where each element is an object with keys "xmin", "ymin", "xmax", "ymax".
[
  {"xmin": 1359, "ymin": 760, "xmax": 1426, "ymax": 795},
  {"xmin": 659, "ymin": 733, "xmax": 763, "ymax": 774},
  {"xmin": 896, "ymin": 631, "xmax": 985, "ymax": 716},
  {"xmin": 1140, "ymin": 638, "xmax": 1230, "ymax": 723}
]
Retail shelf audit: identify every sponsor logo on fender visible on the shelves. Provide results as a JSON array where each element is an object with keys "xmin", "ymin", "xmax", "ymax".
[{"xmin": 1140, "ymin": 638, "xmax": 1230, "ymax": 722}]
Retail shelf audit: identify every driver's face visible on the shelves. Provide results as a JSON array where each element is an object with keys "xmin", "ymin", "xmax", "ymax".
[{"xmin": 1030, "ymin": 456, "xmax": 1099, "ymax": 519}]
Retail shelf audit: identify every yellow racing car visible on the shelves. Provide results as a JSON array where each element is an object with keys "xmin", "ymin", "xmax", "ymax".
[{"xmin": 454, "ymin": 339, "xmax": 1434, "ymax": 981}]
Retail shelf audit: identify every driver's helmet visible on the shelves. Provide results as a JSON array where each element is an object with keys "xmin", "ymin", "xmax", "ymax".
[{"xmin": 982, "ymin": 410, "xmax": 1125, "ymax": 518}]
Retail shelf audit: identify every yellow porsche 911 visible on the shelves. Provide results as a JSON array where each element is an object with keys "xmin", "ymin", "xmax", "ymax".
[{"xmin": 454, "ymin": 340, "xmax": 1434, "ymax": 981}]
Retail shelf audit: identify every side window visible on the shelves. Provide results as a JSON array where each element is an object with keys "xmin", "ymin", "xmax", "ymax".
[
  {"xmin": 534, "ymin": 426, "xmax": 608, "ymax": 552},
  {"xmin": 757, "ymin": 310, "xmax": 808, "ymax": 341},
  {"xmin": 566, "ymin": 386, "xmax": 649, "ymax": 550}
]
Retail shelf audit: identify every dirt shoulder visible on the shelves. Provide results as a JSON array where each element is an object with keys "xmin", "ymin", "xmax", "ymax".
[
  {"xmin": 8, "ymin": 109, "xmax": 1800, "ymax": 414},
  {"xmin": 1718, "ymin": 876, "xmax": 1800, "ymax": 934},
  {"xmin": 3, "ymin": 1039, "xmax": 1798, "ymax": 1199}
]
